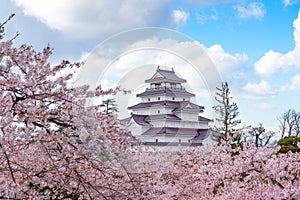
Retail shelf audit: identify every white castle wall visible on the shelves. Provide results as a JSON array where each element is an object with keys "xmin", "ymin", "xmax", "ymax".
[{"xmin": 141, "ymin": 96, "xmax": 190, "ymax": 102}]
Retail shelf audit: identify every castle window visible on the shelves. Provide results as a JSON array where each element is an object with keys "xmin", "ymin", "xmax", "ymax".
[
  {"xmin": 158, "ymin": 97, "xmax": 160, "ymax": 100},
  {"xmin": 179, "ymin": 139, "xmax": 181, "ymax": 143},
  {"xmin": 183, "ymin": 98, "xmax": 185, "ymax": 101},
  {"xmin": 172, "ymin": 97, "xmax": 175, "ymax": 100},
  {"xmin": 148, "ymin": 98, "xmax": 150, "ymax": 102},
  {"xmin": 158, "ymin": 110, "xmax": 160, "ymax": 114},
  {"xmin": 188, "ymin": 139, "xmax": 191, "ymax": 143},
  {"xmin": 155, "ymin": 139, "xmax": 158, "ymax": 143}
]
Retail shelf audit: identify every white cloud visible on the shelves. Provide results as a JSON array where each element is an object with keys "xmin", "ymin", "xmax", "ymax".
[
  {"xmin": 77, "ymin": 35, "xmax": 247, "ymax": 118},
  {"xmin": 206, "ymin": 44, "xmax": 248, "ymax": 76},
  {"xmin": 255, "ymin": 102, "xmax": 274, "ymax": 110},
  {"xmin": 172, "ymin": 10, "xmax": 190, "ymax": 26},
  {"xmin": 13, "ymin": 0, "xmax": 172, "ymax": 39},
  {"xmin": 289, "ymin": 74, "xmax": 300, "ymax": 90},
  {"xmin": 254, "ymin": 10, "xmax": 300, "ymax": 76},
  {"xmin": 281, "ymin": 74, "xmax": 300, "ymax": 90},
  {"xmin": 283, "ymin": 0, "xmax": 299, "ymax": 7},
  {"xmin": 186, "ymin": 0, "xmax": 243, "ymax": 7},
  {"xmin": 242, "ymin": 80, "xmax": 276, "ymax": 99},
  {"xmin": 235, "ymin": 2, "xmax": 266, "ymax": 19},
  {"xmin": 254, "ymin": 50, "xmax": 294, "ymax": 75}
]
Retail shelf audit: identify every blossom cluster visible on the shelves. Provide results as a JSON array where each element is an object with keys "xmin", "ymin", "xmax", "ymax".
[{"xmin": 1, "ymin": 16, "xmax": 299, "ymax": 199}]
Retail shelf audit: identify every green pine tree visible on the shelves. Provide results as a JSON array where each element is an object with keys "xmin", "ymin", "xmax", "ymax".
[
  {"xmin": 212, "ymin": 82, "xmax": 241, "ymax": 144},
  {"xmin": 100, "ymin": 99, "xmax": 118, "ymax": 115}
]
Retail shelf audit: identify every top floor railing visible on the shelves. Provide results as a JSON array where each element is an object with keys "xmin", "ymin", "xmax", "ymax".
[{"xmin": 146, "ymin": 86, "xmax": 185, "ymax": 91}]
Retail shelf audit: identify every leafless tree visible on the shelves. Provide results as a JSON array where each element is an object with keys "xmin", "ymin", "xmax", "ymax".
[
  {"xmin": 293, "ymin": 111, "xmax": 300, "ymax": 136},
  {"xmin": 246, "ymin": 124, "xmax": 275, "ymax": 147},
  {"xmin": 278, "ymin": 109, "xmax": 300, "ymax": 138},
  {"xmin": 278, "ymin": 114, "xmax": 287, "ymax": 139}
]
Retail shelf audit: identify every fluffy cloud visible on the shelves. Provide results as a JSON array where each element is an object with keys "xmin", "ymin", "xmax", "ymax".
[
  {"xmin": 255, "ymin": 10, "xmax": 300, "ymax": 76},
  {"xmin": 13, "ymin": 0, "xmax": 172, "ymax": 39},
  {"xmin": 207, "ymin": 44, "xmax": 248, "ymax": 75},
  {"xmin": 242, "ymin": 80, "xmax": 276, "ymax": 99},
  {"xmin": 76, "ymin": 32, "xmax": 247, "ymax": 118},
  {"xmin": 185, "ymin": 0, "xmax": 243, "ymax": 7},
  {"xmin": 289, "ymin": 74, "xmax": 300, "ymax": 90},
  {"xmin": 281, "ymin": 74, "xmax": 300, "ymax": 90},
  {"xmin": 283, "ymin": 0, "xmax": 299, "ymax": 7},
  {"xmin": 235, "ymin": 2, "xmax": 266, "ymax": 19},
  {"xmin": 172, "ymin": 10, "xmax": 190, "ymax": 25}
]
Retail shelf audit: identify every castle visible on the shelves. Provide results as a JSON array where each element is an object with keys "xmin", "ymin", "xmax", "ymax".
[{"xmin": 122, "ymin": 66, "xmax": 211, "ymax": 147}]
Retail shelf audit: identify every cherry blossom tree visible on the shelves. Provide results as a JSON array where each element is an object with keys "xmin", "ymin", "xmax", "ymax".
[
  {"xmin": 0, "ymin": 15, "xmax": 140, "ymax": 199},
  {"xmin": 143, "ymin": 142, "xmax": 300, "ymax": 199},
  {"xmin": 1, "ymin": 15, "xmax": 300, "ymax": 199}
]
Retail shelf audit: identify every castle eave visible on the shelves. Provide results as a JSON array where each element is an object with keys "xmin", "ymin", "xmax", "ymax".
[
  {"xmin": 136, "ymin": 89, "xmax": 195, "ymax": 97},
  {"xmin": 145, "ymin": 68, "xmax": 186, "ymax": 83},
  {"xmin": 142, "ymin": 127, "xmax": 209, "ymax": 136}
]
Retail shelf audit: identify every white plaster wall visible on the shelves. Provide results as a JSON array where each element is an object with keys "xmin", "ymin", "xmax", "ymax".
[
  {"xmin": 139, "ymin": 135, "xmax": 196, "ymax": 143},
  {"xmin": 128, "ymin": 123, "xmax": 143, "ymax": 136},
  {"xmin": 175, "ymin": 111, "xmax": 198, "ymax": 121},
  {"xmin": 141, "ymin": 95, "xmax": 190, "ymax": 102},
  {"xmin": 132, "ymin": 107, "xmax": 173, "ymax": 115},
  {"xmin": 182, "ymin": 112, "xmax": 198, "ymax": 121}
]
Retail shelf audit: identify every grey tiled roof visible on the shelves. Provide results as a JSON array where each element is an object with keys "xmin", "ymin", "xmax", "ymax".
[
  {"xmin": 131, "ymin": 115, "xmax": 151, "ymax": 126},
  {"xmin": 145, "ymin": 114, "xmax": 181, "ymax": 121},
  {"xmin": 198, "ymin": 116, "xmax": 213, "ymax": 122},
  {"xmin": 145, "ymin": 68, "xmax": 186, "ymax": 83},
  {"xmin": 128, "ymin": 100, "xmax": 179, "ymax": 110},
  {"xmin": 172, "ymin": 101, "xmax": 204, "ymax": 112},
  {"xmin": 142, "ymin": 127, "xmax": 195, "ymax": 135},
  {"xmin": 142, "ymin": 127, "xmax": 209, "ymax": 136},
  {"xmin": 127, "ymin": 114, "xmax": 181, "ymax": 126},
  {"xmin": 136, "ymin": 88, "xmax": 195, "ymax": 97},
  {"xmin": 128, "ymin": 101, "xmax": 204, "ymax": 112},
  {"xmin": 128, "ymin": 100, "xmax": 203, "ymax": 111},
  {"xmin": 193, "ymin": 129, "xmax": 210, "ymax": 140}
]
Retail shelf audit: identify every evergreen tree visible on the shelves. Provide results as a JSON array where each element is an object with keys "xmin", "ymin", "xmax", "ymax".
[
  {"xmin": 212, "ymin": 82, "xmax": 241, "ymax": 144},
  {"xmin": 100, "ymin": 99, "xmax": 118, "ymax": 115},
  {"xmin": 277, "ymin": 136, "xmax": 300, "ymax": 153}
]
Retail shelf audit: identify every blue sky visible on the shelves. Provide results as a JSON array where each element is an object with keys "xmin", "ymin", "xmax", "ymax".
[{"xmin": 1, "ymin": 0, "xmax": 300, "ymax": 131}]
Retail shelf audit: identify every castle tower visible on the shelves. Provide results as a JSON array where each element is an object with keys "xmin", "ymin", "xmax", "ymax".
[{"xmin": 123, "ymin": 66, "xmax": 212, "ymax": 147}]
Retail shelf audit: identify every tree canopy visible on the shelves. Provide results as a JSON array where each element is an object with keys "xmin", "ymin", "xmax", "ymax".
[{"xmin": 0, "ymin": 15, "xmax": 300, "ymax": 199}]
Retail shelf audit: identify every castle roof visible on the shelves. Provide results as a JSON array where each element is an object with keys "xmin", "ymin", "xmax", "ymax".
[
  {"xmin": 172, "ymin": 101, "xmax": 204, "ymax": 112},
  {"xmin": 141, "ymin": 127, "xmax": 209, "ymax": 139},
  {"xmin": 145, "ymin": 67, "xmax": 186, "ymax": 83},
  {"xmin": 131, "ymin": 115, "xmax": 150, "ymax": 126},
  {"xmin": 128, "ymin": 100, "xmax": 204, "ymax": 112},
  {"xmin": 198, "ymin": 116, "xmax": 213, "ymax": 122},
  {"xmin": 136, "ymin": 88, "xmax": 195, "ymax": 97},
  {"xmin": 127, "ymin": 113, "xmax": 211, "ymax": 126},
  {"xmin": 142, "ymin": 127, "xmax": 196, "ymax": 135}
]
